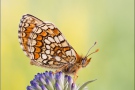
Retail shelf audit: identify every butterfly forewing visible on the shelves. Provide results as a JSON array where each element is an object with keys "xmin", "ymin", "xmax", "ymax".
[{"xmin": 18, "ymin": 14, "xmax": 78, "ymax": 69}]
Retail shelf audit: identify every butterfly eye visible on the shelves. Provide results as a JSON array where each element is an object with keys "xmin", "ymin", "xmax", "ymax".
[{"xmin": 82, "ymin": 59, "xmax": 86, "ymax": 66}]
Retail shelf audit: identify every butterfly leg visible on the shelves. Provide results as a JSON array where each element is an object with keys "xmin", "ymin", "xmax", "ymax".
[
  {"xmin": 73, "ymin": 65, "xmax": 82, "ymax": 82},
  {"xmin": 73, "ymin": 73, "xmax": 78, "ymax": 83}
]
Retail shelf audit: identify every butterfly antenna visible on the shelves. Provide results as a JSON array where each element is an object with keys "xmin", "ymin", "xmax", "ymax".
[
  {"xmin": 85, "ymin": 42, "xmax": 97, "ymax": 58},
  {"xmin": 86, "ymin": 49, "xmax": 99, "ymax": 58}
]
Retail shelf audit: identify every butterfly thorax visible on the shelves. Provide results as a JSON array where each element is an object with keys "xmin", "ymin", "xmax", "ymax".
[{"xmin": 61, "ymin": 55, "xmax": 91, "ymax": 74}]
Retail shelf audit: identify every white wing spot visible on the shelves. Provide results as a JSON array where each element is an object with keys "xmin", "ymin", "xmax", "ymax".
[
  {"xmin": 58, "ymin": 35, "xmax": 64, "ymax": 42},
  {"xmin": 48, "ymin": 61, "xmax": 53, "ymax": 64},
  {"xmin": 66, "ymin": 50, "xmax": 71, "ymax": 56},
  {"xmin": 32, "ymin": 34, "xmax": 37, "ymax": 39},
  {"xmin": 21, "ymin": 18, "xmax": 26, "ymax": 22},
  {"xmin": 47, "ymin": 55, "xmax": 52, "ymax": 59},
  {"xmin": 50, "ymin": 43, "xmax": 55, "ymax": 48},
  {"xmin": 22, "ymin": 32, "xmax": 26, "ymax": 37},
  {"xmin": 28, "ymin": 46, "xmax": 35, "ymax": 52},
  {"xmin": 43, "ymin": 60, "xmax": 47, "ymax": 64},
  {"xmin": 48, "ymin": 37, "xmax": 55, "ymax": 42},
  {"xmin": 71, "ymin": 49, "xmax": 76, "ymax": 57},
  {"xmin": 18, "ymin": 32, "xmax": 22, "ymax": 37},
  {"xmin": 21, "ymin": 23, "xmax": 25, "ymax": 27},
  {"xmin": 57, "ymin": 50, "xmax": 61, "ymax": 54},
  {"xmin": 29, "ymin": 53, "xmax": 34, "ymax": 59},
  {"xmin": 46, "ymin": 45, "xmax": 50, "ymax": 49},
  {"xmin": 21, "ymin": 28, "xmax": 26, "ymax": 31},
  {"xmin": 45, "ymin": 39, "xmax": 51, "ymax": 44},
  {"xmin": 46, "ymin": 50, "xmax": 50, "ymax": 54},
  {"xmin": 35, "ymin": 28, "xmax": 42, "ymax": 34},
  {"xmin": 48, "ymin": 25, "xmax": 54, "ymax": 29},
  {"xmin": 29, "ymin": 39, "xmax": 36, "ymax": 46},
  {"xmin": 18, "ymin": 38, "xmax": 22, "ymax": 43},
  {"xmin": 55, "ymin": 56, "xmax": 61, "ymax": 61},
  {"xmin": 61, "ymin": 41, "xmax": 68, "ymax": 47},
  {"xmin": 41, "ymin": 54, "xmax": 47, "ymax": 59},
  {"xmin": 51, "ymin": 51, "xmax": 54, "ymax": 55},
  {"xmin": 54, "ymin": 36, "xmax": 60, "ymax": 43},
  {"xmin": 24, "ymin": 23, "xmax": 29, "ymax": 27},
  {"xmin": 42, "ymin": 25, "xmax": 48, "ymax": 30}
]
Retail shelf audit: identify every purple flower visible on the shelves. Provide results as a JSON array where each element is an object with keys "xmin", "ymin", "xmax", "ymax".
[{"xmin": 27, "ymin": 71, "xmax": 96, "ymax": 90}]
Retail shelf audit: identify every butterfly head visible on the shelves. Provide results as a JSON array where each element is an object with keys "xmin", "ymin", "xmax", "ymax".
[
  {"xmin": 81, "ymin": 57, "xmax": 91, "ymax": 67},
  {"xmin": 81, "ymin": 42, "xmax": 99, "ymax": 67}
]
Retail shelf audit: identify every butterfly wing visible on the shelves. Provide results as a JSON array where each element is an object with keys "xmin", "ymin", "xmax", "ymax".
[
  {"xmin": 18, "ymin": 14, "xmax": 43, "ymax": 57},
  {"xmin": 18, "ymin": 14, "xmax": 78, "ymax": 69}
]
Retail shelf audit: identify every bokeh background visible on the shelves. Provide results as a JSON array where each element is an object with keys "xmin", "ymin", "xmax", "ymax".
[{"xmin": 1, "ymin": 0, "xmax": 134, "ymax": 90}]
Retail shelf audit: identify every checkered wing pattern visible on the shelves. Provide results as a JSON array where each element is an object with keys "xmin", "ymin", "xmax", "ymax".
[{"xmin": 18, "ymin": 14, "xmax": 78, "ymax": 68}]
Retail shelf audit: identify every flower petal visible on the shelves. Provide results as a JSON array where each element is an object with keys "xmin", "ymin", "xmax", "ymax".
[{"xmin": 55, "ymin": 82, "xmax": 62, "ymax": 90}]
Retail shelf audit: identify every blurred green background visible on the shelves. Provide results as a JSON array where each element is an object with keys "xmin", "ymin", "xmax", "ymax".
[{"xmin": 1, "ymin": 0, "xmax": 134, "ymax": 90}]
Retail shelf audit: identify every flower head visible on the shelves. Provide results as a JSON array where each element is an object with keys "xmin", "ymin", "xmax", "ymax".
[{"xmin": 27, "ymin": 71, "xmax": 96, "ymax": 90}]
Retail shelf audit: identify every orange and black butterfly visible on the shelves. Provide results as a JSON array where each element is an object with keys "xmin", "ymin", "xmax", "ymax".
[{"xmin": 18, "ymin": 14, "xmax": 99, "ymax": 81}]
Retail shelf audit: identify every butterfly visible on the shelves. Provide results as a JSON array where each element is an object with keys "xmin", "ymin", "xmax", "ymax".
[{"xmin": 18, "ymin": 14, "xmax": 99, "ymax": 81}]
